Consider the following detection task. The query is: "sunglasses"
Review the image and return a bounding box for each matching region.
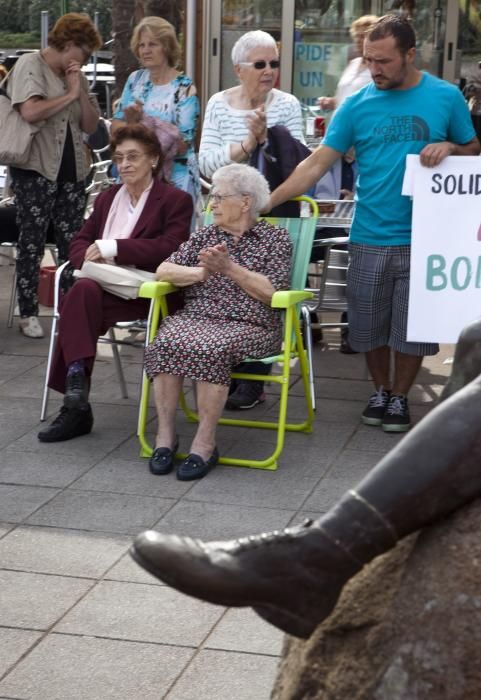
[240,60,280,70]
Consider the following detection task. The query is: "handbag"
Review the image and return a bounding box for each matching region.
[73,261,156,300]
[0,73,39,167]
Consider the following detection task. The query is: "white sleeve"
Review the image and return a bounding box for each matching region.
[198,95,234,178]
[96,239,118,259]
[282,95,305,143]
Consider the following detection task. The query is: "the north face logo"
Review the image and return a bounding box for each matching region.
[374,116,430,143]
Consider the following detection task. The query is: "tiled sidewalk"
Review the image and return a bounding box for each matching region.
[0,262,453,699]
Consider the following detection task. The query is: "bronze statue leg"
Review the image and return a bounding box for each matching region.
[131,323,481,638]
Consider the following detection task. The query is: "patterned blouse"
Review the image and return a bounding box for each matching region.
[114,70,200,203]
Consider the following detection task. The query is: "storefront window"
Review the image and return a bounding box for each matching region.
[220,1,282,90]
[292,1,375,106]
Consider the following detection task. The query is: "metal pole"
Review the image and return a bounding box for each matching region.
[41,11,49,49]
[185,0,196,80]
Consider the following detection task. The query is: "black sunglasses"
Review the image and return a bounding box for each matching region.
[240,60,280,70]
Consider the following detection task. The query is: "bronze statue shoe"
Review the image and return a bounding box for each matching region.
[130,519,362,638]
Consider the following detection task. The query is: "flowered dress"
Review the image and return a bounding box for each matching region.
[114,70,200,204]
[144,221,292,386]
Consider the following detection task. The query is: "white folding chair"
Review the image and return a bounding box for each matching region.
[40,261,147,421]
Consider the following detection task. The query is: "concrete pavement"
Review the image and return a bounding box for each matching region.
[0,260,454,699]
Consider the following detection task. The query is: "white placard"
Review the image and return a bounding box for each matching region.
[407,155,481,343]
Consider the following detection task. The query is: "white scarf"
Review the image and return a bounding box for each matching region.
[102,182,153,241]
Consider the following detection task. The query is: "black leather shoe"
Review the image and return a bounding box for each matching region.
[130,520,361,638]
[176,448,219,481]
[38,405,93,442]
[149,439,179,476]
[64,370,89,409]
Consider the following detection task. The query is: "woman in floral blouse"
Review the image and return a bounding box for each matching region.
[144,164,292,481]
[112,16,199,207]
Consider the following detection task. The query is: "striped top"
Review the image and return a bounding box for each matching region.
[199,88,304,178]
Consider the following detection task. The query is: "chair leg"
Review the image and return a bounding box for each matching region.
[7,268,16,328]
[108,327,128,399]
[40,313,59,421]
[301,304,316,411]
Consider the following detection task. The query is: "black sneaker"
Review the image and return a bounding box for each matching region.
[64,370,89,409]
[225,381,266,410]
[382,394,411,433]
[361,387,391,426]
[38,405,93,442]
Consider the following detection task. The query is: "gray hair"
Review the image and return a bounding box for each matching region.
[231,30,278,65]
[212,164,270,216]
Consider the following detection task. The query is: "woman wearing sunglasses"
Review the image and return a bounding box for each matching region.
[199,30,304,411]
[199,30,303,181]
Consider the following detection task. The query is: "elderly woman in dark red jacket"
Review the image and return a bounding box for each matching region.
[38,124,192,443]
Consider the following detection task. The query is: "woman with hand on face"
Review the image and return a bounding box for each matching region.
[199,30,304,179]
[38,124,192,444]
[111,16,200,208]
[7,13,102,339]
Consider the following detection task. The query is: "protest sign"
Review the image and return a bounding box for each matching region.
[406,155,481,343]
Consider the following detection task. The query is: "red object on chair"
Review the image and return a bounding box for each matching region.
[38,266,57,307]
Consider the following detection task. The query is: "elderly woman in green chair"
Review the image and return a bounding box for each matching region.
[144,164,292,481]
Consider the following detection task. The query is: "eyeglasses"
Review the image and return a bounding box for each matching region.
[112,151,147,165]
[239,60,280,70]
[209,192,242,204]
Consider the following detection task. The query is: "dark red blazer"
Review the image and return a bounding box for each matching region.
[69,179,193,272]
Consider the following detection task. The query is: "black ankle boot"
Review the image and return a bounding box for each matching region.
[64,370,89,409]
[130,516,368,638]
[38,405,93,442]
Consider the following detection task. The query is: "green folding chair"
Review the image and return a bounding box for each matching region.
[137,196,318,470]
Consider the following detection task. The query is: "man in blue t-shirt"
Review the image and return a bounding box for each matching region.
[270,14,480,432]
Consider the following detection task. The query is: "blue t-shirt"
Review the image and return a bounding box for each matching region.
[323,72,476,245]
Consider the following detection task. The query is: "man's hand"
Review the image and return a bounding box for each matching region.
[419,142,454,167]
[84,243,106,263]
[318,96,336,112]
[198,243,232,275]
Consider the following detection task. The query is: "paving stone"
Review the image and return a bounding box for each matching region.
[0,633,193,700]
[0,627,41,677]
[205,608,284,656]
[0,355,42,385]
[26,490,175,535]
[0,526,130,578]
[303,475,366,512]
[0,400,49,450]
[0,521,14,538]
[325,448,386,479]
[153,500,295,541]
[0,450,97,488]
[0,484,59,523]
[9,425,131,458]
[71,457,194,498]
[56,580,225,646]
[105,552,164,586]
[0,570,92,629]
[167,649,280,700]
[346,425,407,452]
[186,465,324,510]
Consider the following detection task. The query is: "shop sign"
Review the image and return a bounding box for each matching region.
[293,41,349,106]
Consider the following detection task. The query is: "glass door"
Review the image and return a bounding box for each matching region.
[203,0,284,101]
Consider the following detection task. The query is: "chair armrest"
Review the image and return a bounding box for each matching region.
[271,290,314,308]
[138,280,178,299]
